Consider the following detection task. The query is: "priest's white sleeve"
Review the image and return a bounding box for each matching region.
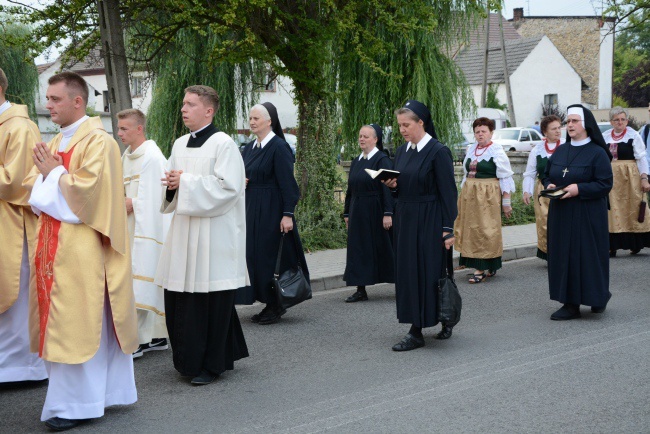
[176,138,245,218]
[631,131,649,175]
[28,166,82,224]
[161,151,178,214]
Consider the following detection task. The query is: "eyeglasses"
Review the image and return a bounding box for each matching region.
[566,119,582,124]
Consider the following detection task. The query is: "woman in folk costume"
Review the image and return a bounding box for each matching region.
[235,102,309,325]
[454,117,515,283]
[543,104,613,320]
[522,115,564,260]
[382,100,458,351]
[342,124,395,303]
[602,106,650,257]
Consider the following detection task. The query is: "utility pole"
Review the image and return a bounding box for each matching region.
[480,7,490,107]
[97,0,132,148]
[499,14,516,126]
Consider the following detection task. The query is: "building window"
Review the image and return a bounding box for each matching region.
[544,94,558,106]
[131,77,144,98]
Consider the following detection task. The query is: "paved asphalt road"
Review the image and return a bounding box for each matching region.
[2,254,649,433]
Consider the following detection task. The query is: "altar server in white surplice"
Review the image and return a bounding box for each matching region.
[154,85,249,386]
[118,109,171,359]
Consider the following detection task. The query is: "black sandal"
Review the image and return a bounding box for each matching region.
[487,270,497,277]
[468,272,487,284]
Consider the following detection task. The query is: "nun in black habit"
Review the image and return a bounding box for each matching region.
[342,124,395,302]
[235,102,309,325]
[542,104,613,320]
[383,100,458,351]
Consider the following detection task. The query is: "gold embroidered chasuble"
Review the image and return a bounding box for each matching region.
[23,117,138,363]
[0,104,40,313]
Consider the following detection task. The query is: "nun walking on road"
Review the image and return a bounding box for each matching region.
[382,100,458,351]
[235,102,309,325]
[342,124,395,302]
[543,104,613,320]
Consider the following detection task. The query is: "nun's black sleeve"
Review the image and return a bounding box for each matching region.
[434,146,459,232]
[578,147,613,200]
[273,139,301,216]
[377,155,395,216]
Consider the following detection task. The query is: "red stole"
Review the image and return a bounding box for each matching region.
[34,146,76,355]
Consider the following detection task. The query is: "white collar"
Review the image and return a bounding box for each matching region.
[61,115,89,138]
[570,136,590,146]
[190,123,212,138]
[0,100,11,116]
[254,130,276,149]
[406,133,432,152]
[359,146,379,160]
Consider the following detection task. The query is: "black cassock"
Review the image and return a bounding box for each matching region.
[392,140,458,328]
[543,142,613,307]
[235,135,309,305]
[343,151,395,286]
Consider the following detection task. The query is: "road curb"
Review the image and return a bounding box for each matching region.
[309,243,539,292]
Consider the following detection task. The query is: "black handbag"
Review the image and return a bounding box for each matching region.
[272,232,312,309]
[438,247,462,326]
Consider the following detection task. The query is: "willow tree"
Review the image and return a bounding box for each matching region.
[0,23,39,119]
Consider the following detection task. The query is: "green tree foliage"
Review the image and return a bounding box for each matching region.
[0,23,39,119]
[2,0,495,250]
[611,3,649,106]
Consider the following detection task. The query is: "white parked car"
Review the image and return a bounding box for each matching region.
[492,127,543,152]
[284,133,297,155]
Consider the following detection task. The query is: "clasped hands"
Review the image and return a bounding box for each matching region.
[32,142,62,178]
[162,170,183,190]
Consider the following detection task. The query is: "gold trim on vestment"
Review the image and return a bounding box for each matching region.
[533,180,550,254]
[454,178,503,258]
[123,174,140,183]
[135,303,165,317]
[608,160,650,233]
[133,274,155,282]
[134,235,164,245]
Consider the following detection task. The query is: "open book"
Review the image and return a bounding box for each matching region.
[365,168,400,182]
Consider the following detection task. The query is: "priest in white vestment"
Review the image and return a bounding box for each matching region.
[24,72,138,431]
[0,67,48,383]
[155,85,249,385]
[118,109,170,358]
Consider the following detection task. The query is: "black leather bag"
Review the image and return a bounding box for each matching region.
[272,232,312,309]
[438,247,462,326]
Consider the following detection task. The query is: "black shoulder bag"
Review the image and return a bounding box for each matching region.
[438,246,462,326]
[272,232,312,309]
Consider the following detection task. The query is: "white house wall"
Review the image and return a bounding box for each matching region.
[236,75,298,130]
[510,36,581,127]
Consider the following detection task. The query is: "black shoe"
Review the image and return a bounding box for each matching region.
[146,338,169,352]
[251,305,272,323]
[435,324,453,340]
[258,306,287,325]
[191,370,219,385]
[391,333,425,351]
[591,306,606,313]
[609,250,617,257]
[550,304,581,321]
[630,248,641,255]
[44,417,85,431]
[345,291,368,303]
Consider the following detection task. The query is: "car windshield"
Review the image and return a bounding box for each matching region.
[598,124,611,133]
[492,130,519,140]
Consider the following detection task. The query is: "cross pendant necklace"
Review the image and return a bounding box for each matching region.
[562,167,569,177]
[563,144,587,179]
